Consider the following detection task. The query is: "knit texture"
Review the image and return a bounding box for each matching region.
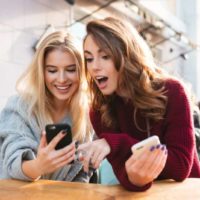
[90,78,200,191]
[0,95,91,182]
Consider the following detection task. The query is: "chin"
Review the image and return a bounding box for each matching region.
[101,90,114,96]
[54,94,71,101]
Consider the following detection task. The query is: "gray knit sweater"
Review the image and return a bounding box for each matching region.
[0,95,91,182]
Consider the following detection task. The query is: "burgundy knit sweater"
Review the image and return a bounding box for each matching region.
[90,79,200,191]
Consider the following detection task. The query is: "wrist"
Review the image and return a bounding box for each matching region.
[22,159,42,180]
[101,138,111,153]
[33,158,43,178]
[128,174,149,187]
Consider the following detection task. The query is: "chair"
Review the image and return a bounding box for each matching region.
[98,159,119,185]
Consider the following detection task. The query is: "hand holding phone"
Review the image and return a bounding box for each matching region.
[131,136,160,157]
[45,123,72,150]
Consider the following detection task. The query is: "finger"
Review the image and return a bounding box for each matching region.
[77,142,90,151]
[54,148,76,165]
[126,154,136,167]
[82,150,93,173]
[150,147,168,179]
[47,131,66,150]
[39,131,47,149]
[131,146,155,172]
[152,155,167,179]
[56,154,75,169]
[90,148,100,165]
[91,146,107,167]
[93,152,105,169]
[139,145,161,172]
[141,145,166,181]
[76,148,87,161]
[56,142,76,157]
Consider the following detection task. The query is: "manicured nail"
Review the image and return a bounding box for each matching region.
[161,145,166,151]
[150,146,155,152]
[156,144,161,149]
[62,130,67,134]
[75,141,79,149]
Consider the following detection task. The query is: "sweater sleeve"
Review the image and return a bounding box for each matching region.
[158,79,195,181]
[89,110,152,191]
[0,96,38,181]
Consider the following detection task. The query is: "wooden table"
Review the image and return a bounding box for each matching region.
[0,178,199,200]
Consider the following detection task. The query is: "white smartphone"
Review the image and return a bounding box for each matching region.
[131,136,160,157]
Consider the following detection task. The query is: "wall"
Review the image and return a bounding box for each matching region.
[0,0,199,110]
[177,0,200,100]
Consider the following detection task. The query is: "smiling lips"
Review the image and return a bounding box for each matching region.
[55,84,72,93]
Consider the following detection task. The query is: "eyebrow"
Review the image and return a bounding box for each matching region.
[45,64,76,68]
[84,50,92,55]
[84,49,104,55]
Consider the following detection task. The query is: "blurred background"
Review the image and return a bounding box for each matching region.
[0,0,199,108]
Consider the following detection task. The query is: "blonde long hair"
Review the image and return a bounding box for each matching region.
[84,17,168,129]
[16,31,93,142]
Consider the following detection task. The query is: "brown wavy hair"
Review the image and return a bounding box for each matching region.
[84,17,168,130]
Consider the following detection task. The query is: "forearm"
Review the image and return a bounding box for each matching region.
[100,133,138,161]
[22,159,42,180]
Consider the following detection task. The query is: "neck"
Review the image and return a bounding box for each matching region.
[116,89,130,99]
[51,99,69,123]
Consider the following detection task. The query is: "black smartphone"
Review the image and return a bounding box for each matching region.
[45,123,72,150]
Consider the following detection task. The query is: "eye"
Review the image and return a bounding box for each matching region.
[47,69,57,73]
[102,55,110,60]
[46,66,57,73]
[67,68,76,72]
[85,57,93,63]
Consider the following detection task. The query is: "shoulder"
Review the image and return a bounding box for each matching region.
[163,78,191,111]
[163,78,189,100]
[4,94,25,106]
[164,78,187,94]
[0,94,29,117]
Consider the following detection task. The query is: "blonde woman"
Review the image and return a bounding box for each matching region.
[0,31,93,182]
[79,17,200,191]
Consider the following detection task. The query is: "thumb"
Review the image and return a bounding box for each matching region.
[39,131,47,149]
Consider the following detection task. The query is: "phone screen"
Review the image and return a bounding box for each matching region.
[45,124,72,150]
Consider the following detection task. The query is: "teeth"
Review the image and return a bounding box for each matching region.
[96,76,105,80]
[56,85,70,90]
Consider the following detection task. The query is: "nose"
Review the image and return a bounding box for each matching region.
[90,58,102,72]
[57,71,67,83]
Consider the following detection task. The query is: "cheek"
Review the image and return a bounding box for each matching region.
[113,72,119,88]
[44,72,54,86]
[70,74,79,87]
[69,71,79,81]
[86,65,93,75]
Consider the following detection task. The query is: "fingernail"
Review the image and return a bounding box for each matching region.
[62,130,67,134]
[156,144,161,149]
[165,149,168,155]
[150,146,155,152]
[75,141,79,149]
[161,145,166,151]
